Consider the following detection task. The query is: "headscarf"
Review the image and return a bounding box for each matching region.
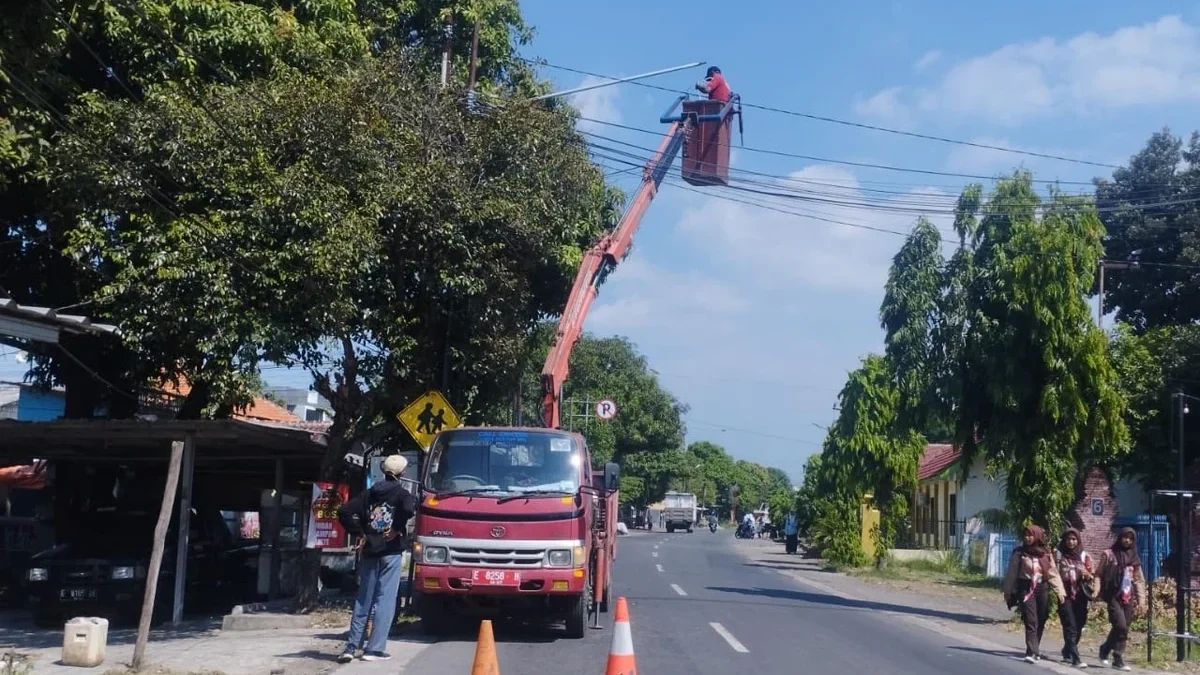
[1058,527,1084,563]
[1103,527,1142,598]
[1019,524,1053,572]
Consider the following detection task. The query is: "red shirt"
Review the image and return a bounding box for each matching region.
[705,74,731,102]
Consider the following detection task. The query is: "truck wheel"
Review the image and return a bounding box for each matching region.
[565,593,587,639]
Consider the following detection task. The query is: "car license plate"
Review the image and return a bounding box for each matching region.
[60,588,95,601]
[471,569,520,586]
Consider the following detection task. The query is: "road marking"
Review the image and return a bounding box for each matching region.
[709,622,749,653]
[655,564,664,572]
[670,583,687,596]
[652,552,658,557]
[653,544,659,549]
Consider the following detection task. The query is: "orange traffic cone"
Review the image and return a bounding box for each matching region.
[470,619,500,675]
[604,597,637,675]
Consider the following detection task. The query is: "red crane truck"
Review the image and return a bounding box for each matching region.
[411,91,741,638]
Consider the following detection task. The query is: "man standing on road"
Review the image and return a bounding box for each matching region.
[336,454,417,663]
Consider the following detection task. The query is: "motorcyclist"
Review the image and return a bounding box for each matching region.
[740,511,754,537]
[708,513,718,531]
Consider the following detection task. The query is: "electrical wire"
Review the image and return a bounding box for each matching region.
[520,57,1121,169]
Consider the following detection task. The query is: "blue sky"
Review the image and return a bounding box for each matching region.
[5,1,1200,483]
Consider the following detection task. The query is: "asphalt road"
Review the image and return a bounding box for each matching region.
[401,530,1050,674]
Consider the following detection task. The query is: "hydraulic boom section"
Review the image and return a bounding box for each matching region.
[539,90,742,429]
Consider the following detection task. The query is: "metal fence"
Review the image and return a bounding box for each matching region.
[896,518,968,551]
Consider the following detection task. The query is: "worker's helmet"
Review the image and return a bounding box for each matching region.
[706,66,721,77]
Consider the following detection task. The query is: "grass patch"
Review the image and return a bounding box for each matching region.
[848,551,999,591]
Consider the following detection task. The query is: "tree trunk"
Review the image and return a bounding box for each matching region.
[132,440,184,670]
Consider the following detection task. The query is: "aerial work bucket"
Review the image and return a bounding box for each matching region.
[681,98,734,187]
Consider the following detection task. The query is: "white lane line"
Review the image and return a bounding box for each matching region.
[670,583,688,596]
[653,544,659,549]
[655,564,664,572]
[709,622,749,653]
[652,551,658,557]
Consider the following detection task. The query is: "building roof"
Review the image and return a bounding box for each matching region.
[917,443,962,481]
[157,378,328,428]
[0,297,120,340]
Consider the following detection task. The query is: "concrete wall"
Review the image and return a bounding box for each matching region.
[957,455,1006,521]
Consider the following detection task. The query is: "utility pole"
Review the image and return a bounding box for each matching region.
[1097,260,1138,329]
[440,13,454,88]
[1176,391,1191,662]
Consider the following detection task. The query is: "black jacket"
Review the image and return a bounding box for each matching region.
[337,480,417,557]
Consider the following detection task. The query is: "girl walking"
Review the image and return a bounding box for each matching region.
[1003,525,1067,663]
[1097,527,1146,672]
[1055,528,1096,667]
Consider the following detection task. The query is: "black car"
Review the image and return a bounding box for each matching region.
[24,506,261,627]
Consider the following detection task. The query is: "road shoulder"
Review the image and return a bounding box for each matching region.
[732,539,1161,674]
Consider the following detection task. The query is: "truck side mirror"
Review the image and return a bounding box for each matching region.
[604,462,620,491]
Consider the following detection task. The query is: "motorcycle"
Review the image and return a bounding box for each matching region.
[709,521,717,533]
[734,522,754,539]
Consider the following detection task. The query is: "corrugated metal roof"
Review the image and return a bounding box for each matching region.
[0,297,119,336]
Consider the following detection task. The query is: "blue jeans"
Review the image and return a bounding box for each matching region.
[345,553,404,653]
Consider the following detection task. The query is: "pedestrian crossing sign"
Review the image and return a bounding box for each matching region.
[396,390,462,451]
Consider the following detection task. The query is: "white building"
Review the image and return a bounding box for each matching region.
[264,387,333,423]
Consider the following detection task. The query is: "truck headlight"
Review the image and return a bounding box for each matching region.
[423,546,448,564]
[111,566,136,580]
[547,550,572,567]
[27,568,48,582]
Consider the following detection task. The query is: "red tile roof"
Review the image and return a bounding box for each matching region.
[157,377,317,425]
[917,443,962,481]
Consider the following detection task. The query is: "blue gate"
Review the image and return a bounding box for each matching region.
[1113,515,1170,581]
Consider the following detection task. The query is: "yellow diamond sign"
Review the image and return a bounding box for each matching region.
[396,390,462,451]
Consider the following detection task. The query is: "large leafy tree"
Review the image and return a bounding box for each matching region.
[880,216,945,438]
[1097,129,1200,331]
[54,51,615,458]
[0,0,531,416]
[812,354,924,565]
[953,172,1128,528]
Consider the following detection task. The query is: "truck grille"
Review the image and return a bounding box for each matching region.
[448,545,545,568]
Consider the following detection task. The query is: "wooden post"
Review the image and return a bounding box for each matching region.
[132,439,185,670]
[171,433,195,625]
[269,458,284,600]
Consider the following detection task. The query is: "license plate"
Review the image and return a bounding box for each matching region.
[60,588,96,601]
[471,569,520,586]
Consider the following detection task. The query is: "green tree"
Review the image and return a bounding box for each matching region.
[0,0,532,417]
[880,216,945,437]
[821,354,924,565]
[52,50,616,460]
[1097,129,1200,331]
[793,453,823,537]
[953,172,1129,529]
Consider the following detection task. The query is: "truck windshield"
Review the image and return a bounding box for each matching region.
[425,429,582,496]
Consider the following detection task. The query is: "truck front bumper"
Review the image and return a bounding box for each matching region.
[415,564,587,595]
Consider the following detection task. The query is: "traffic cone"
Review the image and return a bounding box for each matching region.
[604,597,637,675]
[470,619,500,675]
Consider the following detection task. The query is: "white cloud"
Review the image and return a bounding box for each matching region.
[852,87,913,129]
[856,15,1200,126]
[914,50,942,71]
[570,75,622,133]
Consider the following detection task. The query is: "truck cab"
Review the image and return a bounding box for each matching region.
[412,427,618,638]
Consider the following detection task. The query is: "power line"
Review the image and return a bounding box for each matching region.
[520,57,1122,170]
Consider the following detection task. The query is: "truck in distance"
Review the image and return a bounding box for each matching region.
[662,491,697,533]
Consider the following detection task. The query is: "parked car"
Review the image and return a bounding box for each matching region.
[24,505,261,627]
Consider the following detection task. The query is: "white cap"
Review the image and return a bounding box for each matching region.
[382,454,408,477]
